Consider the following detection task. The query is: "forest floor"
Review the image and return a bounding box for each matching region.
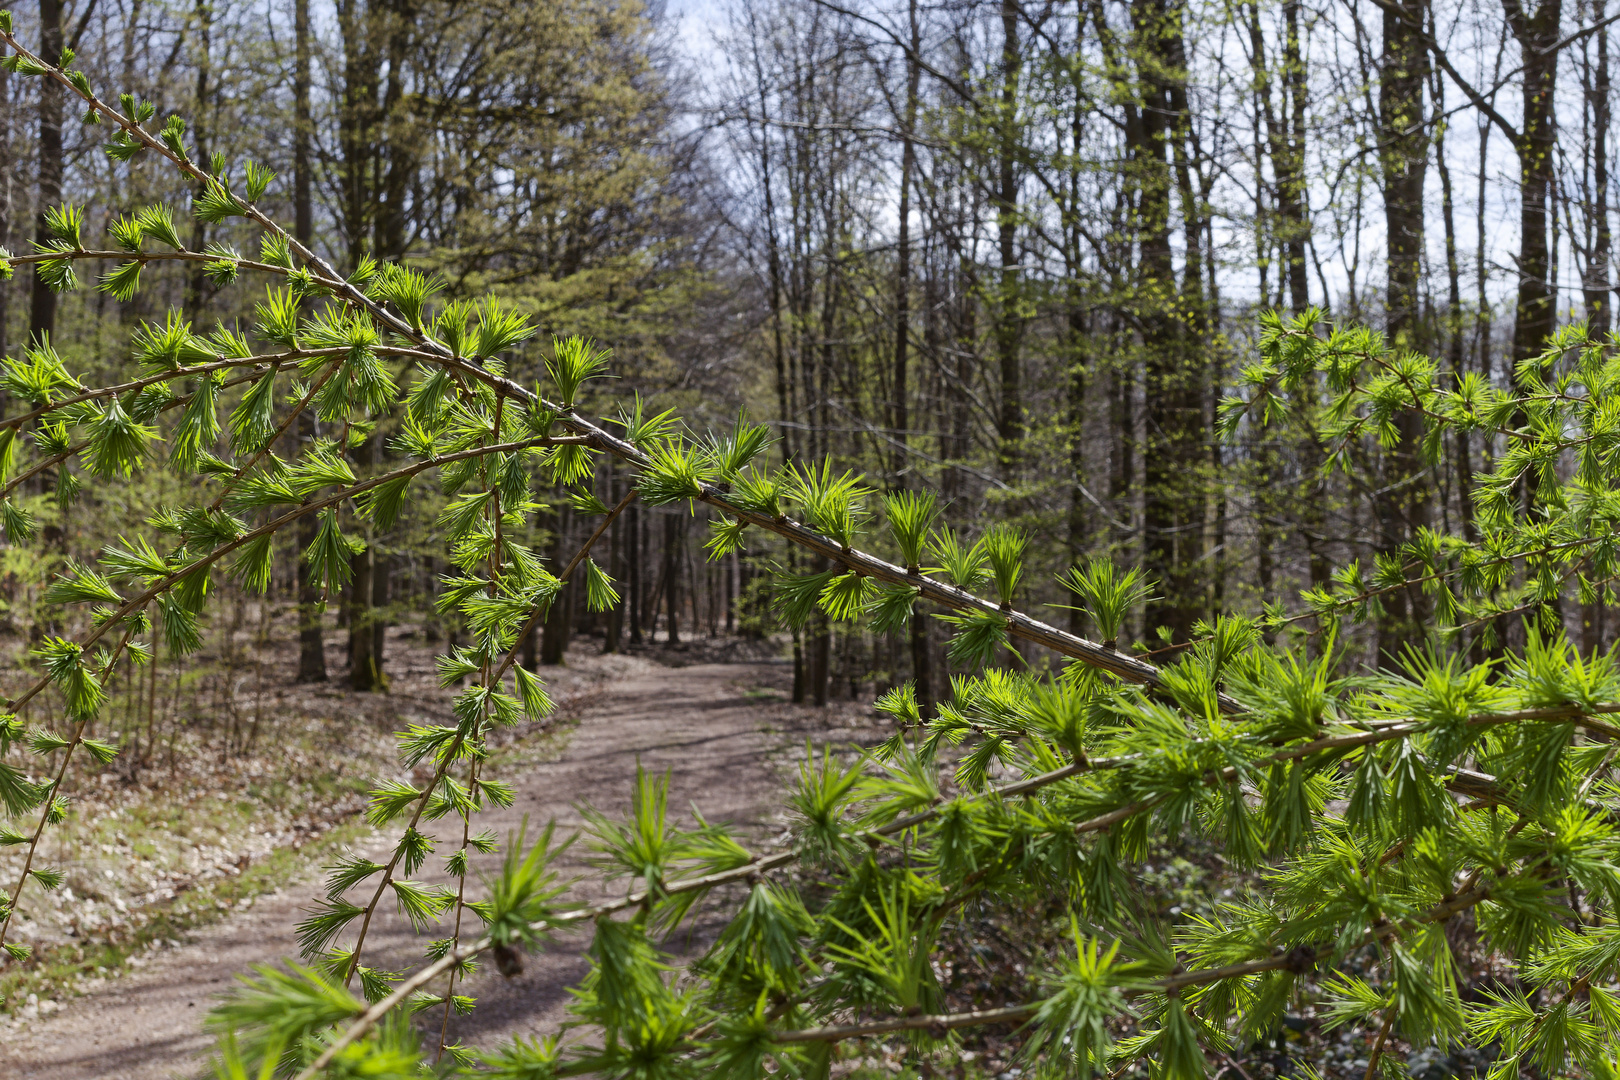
[0,632,882,1079]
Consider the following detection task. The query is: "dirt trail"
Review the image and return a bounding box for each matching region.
[0,652,851,1079]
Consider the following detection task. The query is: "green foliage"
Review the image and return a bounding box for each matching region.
[370,266,443,330]
[10,40,1620,1080]
[1058,558,1158,646]
[582,558,620,611]
[787,459,868,548]
[475,301,536,361]
[928,526,988,590]
[708,412,773,482]
[205,963,363,1070]
[980,523,1027,605]
[1025,930,1132,1079]
[475,819,570,949]
[883,489,939,569]
[638,438,713,505]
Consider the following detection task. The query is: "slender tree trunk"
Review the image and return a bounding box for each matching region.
[1434,74,1476,545]
[1374,0,1432,659]
[1380,0,1429,341]
[724,550,735,635]
[348,436,382,691]
[1132,0,1202,642]
[542,504,574,664]
[1249,0,1310,310]
[1504,0,1564,364]
[605,467,623,654]
[662,512,681,646]
[373,0,416,260]
[891,0,920,476]
[1066,305,1089,638]
[1584,1,1613,337]
[348,542,376,689]
[627,500,643,645]
[30,0,65,347]
[370,548,388,676]
[1582,1,1611,654]
[1281,0,1309,310]
[809,612,830,707]
[337,0,376,269]
[184,0,213,321]
[994,0,1023,476]
[293,0,326,683]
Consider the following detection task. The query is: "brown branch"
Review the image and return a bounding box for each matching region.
[7,247,312,278]
[0,351,297,433]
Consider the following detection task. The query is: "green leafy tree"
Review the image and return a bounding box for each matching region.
[6,23,1620,1080]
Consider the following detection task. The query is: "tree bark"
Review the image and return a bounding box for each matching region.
[1132,0,1203,643]
[662,512,680,646]
[994,0,1024,476]
[1504,0,1564,364]
[293,0,326,683]
[891,0,920,476]
[184,0,213,322]
[347,541,377,690]
[348,436,383,691]
[1373,0,1433,660]
[1584,1,1613,337]
[542,503,574,664]
[627,500,643,646]
[1380,0,1429,342]
[30,0,65,347]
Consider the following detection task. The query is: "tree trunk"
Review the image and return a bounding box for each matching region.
[348,542,377,690]
[724,551,735,635]
[662,512,681,646]
[809,614,830,707]
[627,500,643,645]
[1132,0,1203,643]
[370,548,389,678]
[994,0,1023,476]
[1504,0,1564,364]
[605,470,624,653]
[1374,0,1432,660]
[1584,1,1613,337]
[184,0,213,321]
[293,0,326,683]
[1380,0,1429,341]
[1582,1,1611,654]
[542,504,573,664]
[30,0,65,346]
[348,435,383,691]
[1281,0,1309,310]
[337,0,378,267]
[1434,73,1476,545]
[910,603,932,718]
[891,0,920,476]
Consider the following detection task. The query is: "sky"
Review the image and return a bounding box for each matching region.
[663,0,729,60]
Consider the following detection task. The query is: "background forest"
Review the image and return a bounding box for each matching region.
[0,0,1615,697]
[2,0,1620,1075]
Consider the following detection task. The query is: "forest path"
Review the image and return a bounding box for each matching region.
[0,650,853,1079]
